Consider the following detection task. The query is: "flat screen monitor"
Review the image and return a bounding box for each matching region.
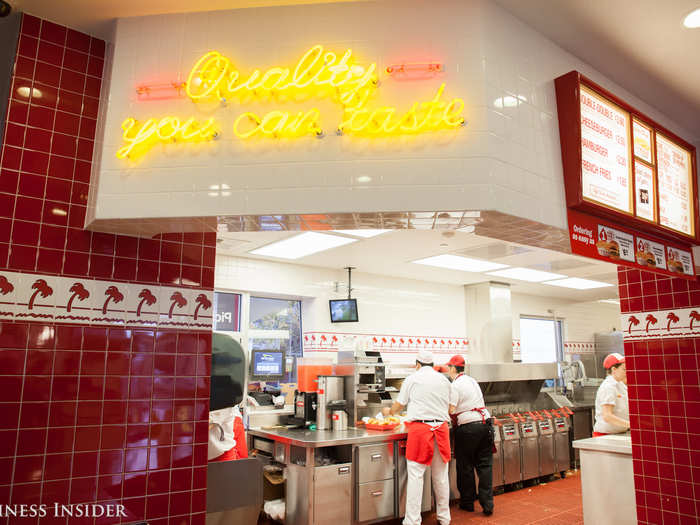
[250,350,285,380]
[329,298,359,323]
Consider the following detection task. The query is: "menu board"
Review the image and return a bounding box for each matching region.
[633,120,653,163]
[579,87,632,213]
[634,162,655,221]
[556,71,698,243]
[657,134,693,236]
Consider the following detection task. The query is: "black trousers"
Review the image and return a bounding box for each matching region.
[454,420,494,512]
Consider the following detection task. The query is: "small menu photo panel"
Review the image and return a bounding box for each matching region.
[579,86,633,214]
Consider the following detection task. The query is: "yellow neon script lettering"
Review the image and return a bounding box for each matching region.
[338,83,465,135]
[185,45,377,109]
[233,109,322,139]
[116,117,216,159]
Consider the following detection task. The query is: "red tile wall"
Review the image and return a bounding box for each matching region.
[1,14,214,525]
[618,266,700,525]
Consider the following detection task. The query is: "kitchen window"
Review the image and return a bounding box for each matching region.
[519,316,564,364]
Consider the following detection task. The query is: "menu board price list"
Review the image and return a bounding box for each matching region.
[559,72,698,242]
[579,87,632,214]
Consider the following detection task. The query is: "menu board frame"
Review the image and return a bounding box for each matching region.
[555,70,699,244]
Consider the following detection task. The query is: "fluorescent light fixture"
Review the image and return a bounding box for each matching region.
[493,95,526,109]
[332,229,391,238]
[544,277,613,290]
[356,175,372,183]
[683,8,700,27]
[249,232,357,259]
[598,299,620,305]
[412,254,508,273]
[486,267,567,282]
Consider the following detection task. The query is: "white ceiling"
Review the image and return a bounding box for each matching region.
[12,0,364,42]
[216,230,621,303]
[493,0,700,144]
[15,0,700,143]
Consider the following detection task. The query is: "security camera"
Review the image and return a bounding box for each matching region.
[0,1,11,17]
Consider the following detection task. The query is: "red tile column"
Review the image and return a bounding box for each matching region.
[0,14,213,525]
[618,266,700,525]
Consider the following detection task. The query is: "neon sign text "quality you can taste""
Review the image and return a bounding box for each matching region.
[116,45,466,159]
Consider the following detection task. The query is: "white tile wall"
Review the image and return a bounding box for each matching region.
[91,0,695,231]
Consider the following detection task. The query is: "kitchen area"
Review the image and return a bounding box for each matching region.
[207,228,625,524]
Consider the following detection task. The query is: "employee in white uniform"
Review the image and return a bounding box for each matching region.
[383,350,451,525]
[447,355,494,516]
[593,353,630,436]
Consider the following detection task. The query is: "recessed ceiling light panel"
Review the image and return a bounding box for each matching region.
[332,229,391,238]
[412,254,508,273]
[543,277,613,290]
[249,232,357,259]
[683,8,700,28]
[486,267,567,282]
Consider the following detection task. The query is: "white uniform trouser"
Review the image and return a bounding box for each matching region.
[403,439,450,525]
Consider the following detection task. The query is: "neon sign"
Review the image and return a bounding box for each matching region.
[338,84,463,135]
[185,45,377,110]
[233,109,323,139]
[117,45,466,159]
[116,117,217,159]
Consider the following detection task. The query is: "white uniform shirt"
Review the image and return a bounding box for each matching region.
[593,375,629,434]
[449,374,490,425]
[397,366,451,422]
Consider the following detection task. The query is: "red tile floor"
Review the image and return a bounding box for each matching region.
[259,471,583,525]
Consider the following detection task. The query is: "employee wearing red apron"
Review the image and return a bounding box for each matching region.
[447,355,494,516]
[208,405,248,461]
[383,350,451,525]
[593,353,629,436]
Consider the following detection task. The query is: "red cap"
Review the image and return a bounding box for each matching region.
[603,353,625,369]
[447,355,465,367]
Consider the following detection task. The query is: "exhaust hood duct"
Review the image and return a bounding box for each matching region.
[464,281,557,382]
[465,281,512,363]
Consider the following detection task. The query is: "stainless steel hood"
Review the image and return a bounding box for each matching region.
[467,362,558,382]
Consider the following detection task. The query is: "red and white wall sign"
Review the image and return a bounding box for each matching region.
[621,307,700,341]
[0,270,213,330]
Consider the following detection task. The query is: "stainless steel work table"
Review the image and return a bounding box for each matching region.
[249,426,408,448]
[249,425,428,525]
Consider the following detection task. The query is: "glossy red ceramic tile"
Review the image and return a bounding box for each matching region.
[617,267,700,525]
[1,14,212,525]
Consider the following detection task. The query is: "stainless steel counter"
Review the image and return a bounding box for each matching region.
[573,434,636,525]
[249,425,417,525]
[573,433,631,454]
[249,425,408,448]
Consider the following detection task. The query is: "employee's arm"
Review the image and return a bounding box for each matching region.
[382,401,405,416]
[601,404,630,429]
